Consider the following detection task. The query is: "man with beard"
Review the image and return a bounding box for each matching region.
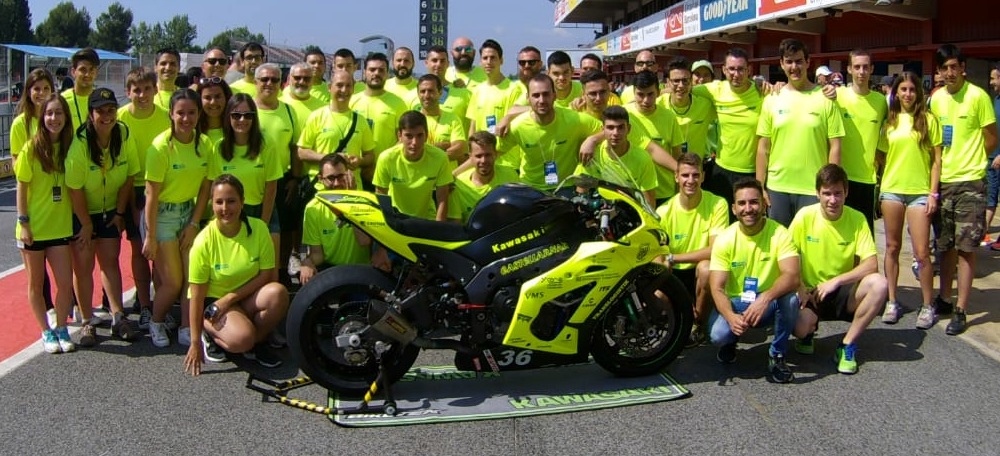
[756,38,844,227]
[709,177,800,384]
[153,48,180,110]
[281,62,325,127]
[417,74,468,164]
[305,47,331,103]
[333,48,367,94]
[350,52,409,186]
[447,131,518,223]
[494,46,545,138]
[231,42,266,97]
[446,36,488,88]
[423,44,472,133]
[385,47,418,102]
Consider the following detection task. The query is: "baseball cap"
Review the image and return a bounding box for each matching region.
[691,60,713,76]
[89,87,118,110]
[815,65,833,77]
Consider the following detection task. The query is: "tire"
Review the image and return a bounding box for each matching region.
[591,271,693,377]
[287,265,419,394]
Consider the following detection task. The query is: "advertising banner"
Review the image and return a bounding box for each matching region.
[699,0,756,31]
[665,2,685,39]
[759,0,809,16]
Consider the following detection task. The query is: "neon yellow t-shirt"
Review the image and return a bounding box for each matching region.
[9,114,37,158]
[930,81,997,183]
[204,127,224,146]
[445,66,488,89]
[499,107,602,190]
[709,218,799,298]
[152,89,175,112]
[302,198,371,266]
[574,141,658,193]
[693,81,762,173]
[257,101,299,173]
[446,167,520,222]
[555,80,583,109]
[878,112,942,195]
[65,133,141,213]
[208,140,283,206]
[657,93,718,159]
[229,79,257,97]
[350,91,408,158]
[757,87,845,194]
[281,93,326,128]
[310,82,332,104]
[372,144,454,219]
[61,88,91,133]
[425,110,468,162]
[117,105,171,186]
[297,108,375,182]
[626,105,685,199]
[188,217,274,299]
[411,85,474,134]
[384,77,417,103]
[15,144,72,242]
[145,131,211,203]
[836,87,887,185]
[789,204,878,288]
[655,190,729,270]
[466,78,516,134]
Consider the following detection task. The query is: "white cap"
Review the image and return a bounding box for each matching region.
[815,65,833,77]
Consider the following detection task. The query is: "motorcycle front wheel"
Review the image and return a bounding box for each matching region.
[591,271,693,377]
[287,265,419,394]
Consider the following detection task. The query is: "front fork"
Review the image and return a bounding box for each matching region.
[614,285,655,339]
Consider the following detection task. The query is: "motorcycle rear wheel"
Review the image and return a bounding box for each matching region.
[287,265,419,394]
[591,272,693,376]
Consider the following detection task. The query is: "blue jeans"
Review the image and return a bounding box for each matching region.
[709,293,799,356]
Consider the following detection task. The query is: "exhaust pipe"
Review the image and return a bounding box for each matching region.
[368,300,417,345]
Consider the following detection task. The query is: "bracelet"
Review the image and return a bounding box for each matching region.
[930,192,940,199]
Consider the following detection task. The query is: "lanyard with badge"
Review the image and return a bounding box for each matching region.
[543,140,559,186]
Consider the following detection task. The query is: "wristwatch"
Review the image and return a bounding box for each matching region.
[666,253,675,266]
[17,215,29,224]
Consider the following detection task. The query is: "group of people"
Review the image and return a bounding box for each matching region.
[10,35,996,383]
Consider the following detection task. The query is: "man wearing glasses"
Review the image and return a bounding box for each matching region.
[281,62,325,129]
[384,47,418,103]
[493,46,546,140]
[201,48,228,81]
[231,42,266,97]
[658,56,717,162]
[446,36,488,89]
[620,50,661,105]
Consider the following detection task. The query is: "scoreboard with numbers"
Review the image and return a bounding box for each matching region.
[418,0,448,60]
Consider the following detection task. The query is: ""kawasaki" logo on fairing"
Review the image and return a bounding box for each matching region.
[491,228,547,254]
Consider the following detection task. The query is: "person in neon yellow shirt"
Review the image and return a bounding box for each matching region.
[143,89,213,348]
[446,36,488,89]
[197,77,232,146]
[417,74,468,164]
[708,178,799,383]
[928,44,999,335]
[229,42,265,97]
[789,165,887,375]
[298,71,375,187]
[656,154,728,347]
[304,47,332,104]
[620,50,659,105]
[628,70,685,204]
[153,49,180,111]
[332,48,368,95]
[300,154,373,285]
[422,45,472,133]
[547,51,583,109]
[658,57,718,161]
[576,53,622,107]
[184,174,290,374]
[384,47,418,102]
[16,95,77,354]
[467,40,521,171]
[65,88,141,344]
[756,38,845,227]
[373,111,455,221]
[447,131,519,223]
[199,48,228,82]
[10,69,54,164]
[505,46,545,108]
[877,72,942,327]
[281,63,325,122]
[62,48,99,133]
[574,106,658,207]
[350,52,409,186]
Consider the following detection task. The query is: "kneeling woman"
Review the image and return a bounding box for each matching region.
[184,175,289,376]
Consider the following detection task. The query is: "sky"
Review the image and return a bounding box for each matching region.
[26,0,598,75]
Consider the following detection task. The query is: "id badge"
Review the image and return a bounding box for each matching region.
[740,277,758,304]
[52,186,62,202]
[680,142,689,154]
[942,125,953,147]
[439,86,449,104]
[544,160,559,186]
[486,115,497,134]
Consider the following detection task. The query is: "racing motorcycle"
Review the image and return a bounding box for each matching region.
[287,177,693,395]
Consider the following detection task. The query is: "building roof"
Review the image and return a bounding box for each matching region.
[1,44,133,61]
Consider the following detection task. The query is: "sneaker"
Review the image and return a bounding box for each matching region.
[149,322,170,348]
[981,234,992,246]
[686,324,706,348]
[77,324,97,347]
[46,309,58,330]
[42,329,60,354]
[716,342,737,364]
[768,353,794,383]
[111,314,136,341]
[945,310,967,336]
[55,326,75,353]
[244,343,283,368]
[138,307,152,330]
[835,344,858,374]
[794,334,815,355]
[288,253,303,277]
[73,307,103,327]
[991,240,1000,251]
[268,331,287,349]
[882,301,902,324]
[934,295,954,316]
[93,306,111,324]
[202,333,227,363]
[164,314,179,331]
[178,327,191,346]
[915,305,937,330]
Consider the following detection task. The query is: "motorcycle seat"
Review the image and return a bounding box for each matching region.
[377,194,468,242]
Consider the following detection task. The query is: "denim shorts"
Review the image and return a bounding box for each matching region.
[879,192,928,208]
[140,200,194,242]
[244,203,281,233]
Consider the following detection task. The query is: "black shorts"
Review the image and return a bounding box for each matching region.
[73,211,122,239]
[672,268,698,297]
[19,237,71,251]
[277,174,302,232]
[124,186,146,241]
[811,285,855,322]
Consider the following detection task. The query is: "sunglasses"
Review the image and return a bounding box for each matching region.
[199,77,223,85]
[257,77,280,84]
[518,59,540,67]
[204,58,227,66]
[291,75,311,81]
[229,111,256,121]
[453,46,474,54]
[635,60,657,67]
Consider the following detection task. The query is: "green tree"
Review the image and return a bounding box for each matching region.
[90,2,132,52]
[162,14,200,52]
[35,1,91,47]
[0,0,34,44]
[205,26,266,54]
[129,20,165,55]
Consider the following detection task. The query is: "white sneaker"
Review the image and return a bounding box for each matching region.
[149,322,171,347]
[288,254,303,277]
[164,314,178,331]
[882,301,902,324]
[138,307,152,330]
[46,309,58,330]
[178,327,191,346]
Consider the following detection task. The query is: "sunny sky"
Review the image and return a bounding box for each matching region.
[26,0,599,74]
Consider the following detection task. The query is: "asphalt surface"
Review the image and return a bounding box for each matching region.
[2,173,1000,454]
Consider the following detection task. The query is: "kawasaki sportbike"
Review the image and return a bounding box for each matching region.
[287,177,693,394]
